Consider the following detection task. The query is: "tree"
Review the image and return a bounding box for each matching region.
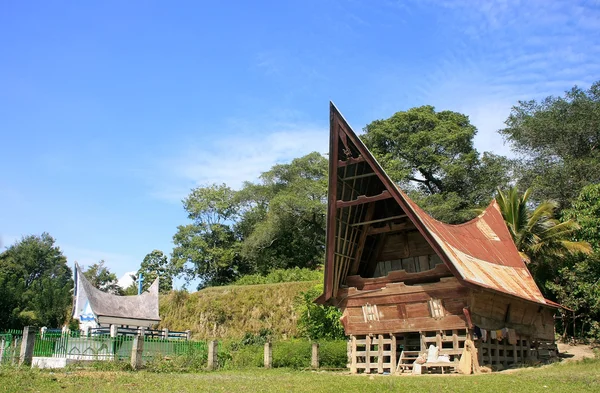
[171,184,247,287]
[171,153,329,288]
[362,105,512,223]
[547,184,600,340]
[500,81,600,208]
[496,187,591,285]
[238,152,328,273]
[0,233,73,328]
[138,250,173,293]
[82,260,123,295]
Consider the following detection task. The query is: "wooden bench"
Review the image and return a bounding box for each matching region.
[422,361,457,374]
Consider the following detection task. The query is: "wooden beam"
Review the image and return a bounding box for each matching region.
[336,190,392,208]
[367,222,415,235]
[351,214,407,227]
[349,203,375,276]
[324,107,340,300]
[338,156,365,167]
[340,172,377,182]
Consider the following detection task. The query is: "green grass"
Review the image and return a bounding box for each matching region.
[159,281,318,339]
[2,359,599,393]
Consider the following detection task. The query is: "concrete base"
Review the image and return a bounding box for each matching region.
[32,357,80,369]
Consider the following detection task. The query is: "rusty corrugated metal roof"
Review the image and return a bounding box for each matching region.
[401,193,548,305]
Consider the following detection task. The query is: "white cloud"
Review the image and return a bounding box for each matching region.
[118,271,136,290]
[152,122,328,202]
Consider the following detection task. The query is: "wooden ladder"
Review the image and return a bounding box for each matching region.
[395,350,420,373]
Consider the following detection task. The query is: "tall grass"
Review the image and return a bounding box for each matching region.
[159,281,318,339]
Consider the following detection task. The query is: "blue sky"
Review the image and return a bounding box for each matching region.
[1,1,599,287]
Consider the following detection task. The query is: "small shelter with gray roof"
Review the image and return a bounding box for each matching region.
[72,263,161,332]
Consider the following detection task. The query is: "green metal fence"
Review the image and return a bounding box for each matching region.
[0,333,21,364]
[29,332,207,362]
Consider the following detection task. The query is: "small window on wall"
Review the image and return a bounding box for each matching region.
[362,304,380,322]
[428,299,445,319]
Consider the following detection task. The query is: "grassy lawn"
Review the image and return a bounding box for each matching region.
[1,359,598,393]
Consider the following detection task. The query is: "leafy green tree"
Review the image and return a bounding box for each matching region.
[138,250,173,293]
[171,184,248,287]
[82,260,123,295]
[362,105,512,223]
[548,184,600,340]
[238,152,328,273]
[496,187,591,286]
[500,82,600,208]
[0,233,73,328]
[172,153,328,287]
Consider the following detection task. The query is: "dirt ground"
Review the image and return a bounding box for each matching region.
[557,343,597,361]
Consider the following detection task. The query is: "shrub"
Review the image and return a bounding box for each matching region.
[295,284,345,340]
[233,268,322,286]
[318,340,348,368]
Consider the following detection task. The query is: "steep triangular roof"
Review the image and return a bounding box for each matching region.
[73,263,161,323]
[323,103,553,307]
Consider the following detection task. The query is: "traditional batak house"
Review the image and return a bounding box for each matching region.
[72,263,161,333]
[317,104,559,373]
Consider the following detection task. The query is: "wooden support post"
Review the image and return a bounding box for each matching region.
[130,336,144,370]
[185,330,191,341]
[110,324,118,338]
[162,328,169,339]
[436,331,442,349]
[377,335,384,374]
[311,342,319,369]
[495,339,500,366]
[19,326,36,367]
[452,330,458,351]
[264,342,272,369]
[391,335,397,375]
[207,340,218,371]
[350,336,357,374]
[365,335,371,374]
[138,327,145,338]
[519,339,524,362]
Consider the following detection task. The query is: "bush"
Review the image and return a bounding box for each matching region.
[295,284,345,340]
[318,340,347,368]
[272,340,312,369]
[233,268,322,286]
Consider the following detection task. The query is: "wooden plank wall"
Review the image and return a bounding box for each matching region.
[469,290,556,342]
[339,277,469,335]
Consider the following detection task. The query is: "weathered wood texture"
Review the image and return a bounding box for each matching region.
[339,277,469,335]
[469,290,555,341]
[348,334,396,374]
[476,335,531,367]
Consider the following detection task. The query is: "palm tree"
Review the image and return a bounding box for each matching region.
[496,187,591,266]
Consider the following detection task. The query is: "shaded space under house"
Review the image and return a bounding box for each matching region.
[316,103,560,373]
[72,262,161,331]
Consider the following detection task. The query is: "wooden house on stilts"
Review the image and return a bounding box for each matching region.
[316,103,559,373]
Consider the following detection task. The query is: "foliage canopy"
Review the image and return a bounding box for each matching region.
[0,233,73,329]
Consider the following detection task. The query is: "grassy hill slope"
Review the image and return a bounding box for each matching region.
[158,281,319,339]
